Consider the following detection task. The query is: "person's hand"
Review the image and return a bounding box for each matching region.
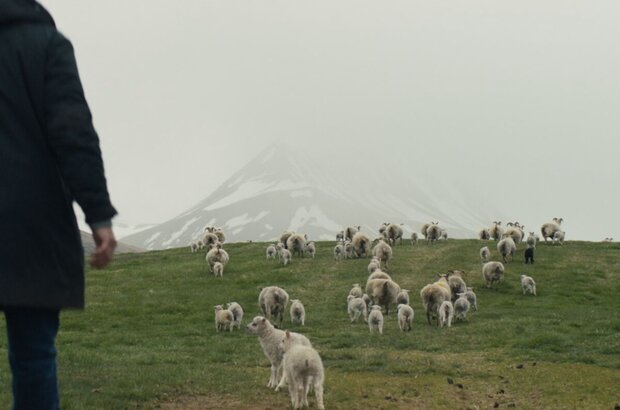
[90,226,117,269]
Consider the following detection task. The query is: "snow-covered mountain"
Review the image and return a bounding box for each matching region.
[121,144,502,250]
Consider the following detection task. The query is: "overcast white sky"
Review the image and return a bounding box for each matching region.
[40,1,619,240]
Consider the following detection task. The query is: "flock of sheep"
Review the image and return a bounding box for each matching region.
[189,217,567,409]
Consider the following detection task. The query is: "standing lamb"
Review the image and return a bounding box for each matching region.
[464,287,478,311]
[526,232,537,248]
[278,331,325,410]
[368,305,384,334]
[520,274,537,296]
[279,248,292,266]
[289,299,306,326]
[482,261,505,288]
[553,230,566,245]
[480,246,491,263]
[304,241,316,258]
[333,243,344,261]
[497,237,517,263]
[352,232,372,258]
[214,305,234,332]
[347,295,368,323]
[411,232,418,245]
[344,241,355,259]
[246,316,311,390]
[258,286,290,328]
[479,228,491,240]
[213,261,224,277]
[454,293,471,321]
[266,244,277,260]
[226,302,244,330]
[397,304,414,332]
[438,301,454,328]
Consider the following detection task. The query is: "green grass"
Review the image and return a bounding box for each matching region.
[1,239,619,409]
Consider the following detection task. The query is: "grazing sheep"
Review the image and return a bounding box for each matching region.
[352,232,372,258]
[479,228,491,240]
[258,286,290,328]
[526,232,537,248]
[553,230,565,245]
[411,232,418,245]
[480,246,491,263]
[372,238,393,268]
[524,246,535,264]
[447,270,467,302]
[280,231,294,249]
[438,301,454,328]
[396,289,410,306]
[344,241,355,259]
[426,222,442,243]
[367,270,392,282]
[368,305,384,334]
[278,331,325,410]
[287,233,306,258]
[206,244,230,272]
[266,244,277,260]
[246,317,311,390]
[365,278,401,315]
[541,218,563,243]
[482,261,505,288]
[490,221,504,241]
[454,293,471,321]
[344,226,360,241]
[347,295,368,323]
[464,287,478,311]
[289,299,306,326]
[304,241,316,258]
[367,257,381,274]
[497,237,517,263]
[214,305,234,332]
[420,274,452,326]
[333,243,344,261]
[336,231,344,241]
[213,261,224,277]
[349,283,363,299]
[226,302,244,330]
[397,304,414,332]
[521,274,537,296]
[420,223,431,239]
[279,248,292,266]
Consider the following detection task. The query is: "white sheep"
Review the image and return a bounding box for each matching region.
[279,248,292,266]
[344,225,360,241]
[258,286,290,328]
[464,287,478,311]
[189,242,199,253]
[454,293,470,321]
[333,243,344,261]
[304,241,316,258]
[520,274,537,296]
[226,302,244,329]
[490,221,504,241]
[541,218,563,243]
[280,231,294,249]
[397,304,414,332]
[367,257,381,274]
[382,223,404,246]
[526,232,537,249]
[246,316,311,390]
[289,299,306,326]
[420,223,431,239]
[371,238,393,268]
[365,278,401,315]
[426,222,442,243]
[447,270,467,302]
[479,228,491,240]
[368,305,384,334]
[344,241,355,259]
[440,229,448,240]
[480,246,491,263]
[277,331,325,410]
[497,237,517,263]
[214,305,234,332]
[205,244,230,272]
[202,232,219,248]
[553,230,565,245]
[367,270,392,282]
[213,261,224,277]
[286,233,306,258]
[503,227,524,244]
[420,274,452,326]
[438,301,454,328]
[213,228,226,244]
[349,283,363,299]
[482,261,505,288]
[396,289,410,305]
[347,295,368,323]
[411,232,418,245]
[352,232,371,258]
[266,244,277,260]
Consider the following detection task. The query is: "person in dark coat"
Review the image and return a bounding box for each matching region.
[0,0,118,407]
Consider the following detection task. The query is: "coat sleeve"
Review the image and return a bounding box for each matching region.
[43,31,117,225]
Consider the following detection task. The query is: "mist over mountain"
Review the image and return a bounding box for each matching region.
[121,144,503,250]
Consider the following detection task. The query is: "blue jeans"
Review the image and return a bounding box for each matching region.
[3,307,60,410]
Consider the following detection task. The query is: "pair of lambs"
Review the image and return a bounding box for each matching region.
[214,302,243,332]
[367,304,413,334]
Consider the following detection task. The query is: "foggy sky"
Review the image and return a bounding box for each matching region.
[40,1,620,240]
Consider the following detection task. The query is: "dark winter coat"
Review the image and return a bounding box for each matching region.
[0,0,117,309]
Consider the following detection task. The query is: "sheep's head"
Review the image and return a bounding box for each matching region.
[214,305,223,312]
[371,305,382,311]
[280,330,298,352]
[246,316,270,335]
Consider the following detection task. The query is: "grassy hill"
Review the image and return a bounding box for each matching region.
[1,239,619,409]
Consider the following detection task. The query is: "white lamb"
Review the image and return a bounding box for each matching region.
[480,246,491,263]
[347,295,368,323]
[520,274,537,296]
[278,331,325,410]
[290,299,306,326]
[438,301,454,328]
[280,248,292,266]
[304,241,316,258]
[213,261,224,277]
[464,287,478,311]
[397,304,414,332]
[411,232,418,245]
[226,302,244,330]
[368,305,384,334]
[214,305,234,332]
[454,293,471,321]
[246,316,311,390]
[553,230,565,245]
[266,244,277,260]
[333,243,344,261]
[396,289,410,305]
